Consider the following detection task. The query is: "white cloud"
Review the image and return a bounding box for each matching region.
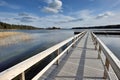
[57,18,84,23]
[0,10,120,28]
[70,10,94,19]
[18,12,29,16]
[42,0,62,13]
[14,17,37,23]
[0,0,20,9]
[43,7,59,13]
[0,12,40,26]
[41,14,74,22]
[17,13,40,23]
[56,10,93,24]
[96,12,114,19]
[56,11,120,27]
[44,0,53,3]
[66,11,119,27]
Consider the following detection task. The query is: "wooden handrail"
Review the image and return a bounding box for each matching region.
[91,32,120,79]
[0,31,86,80]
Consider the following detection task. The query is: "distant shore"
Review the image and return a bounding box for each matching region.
[0,21,61,30]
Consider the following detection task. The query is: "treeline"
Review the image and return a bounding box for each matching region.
[72,24,120,29]
[0,22,41,29]
[46,26,61,30]
[0,22,61,30]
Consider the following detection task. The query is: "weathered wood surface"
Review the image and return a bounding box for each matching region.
[39,32,105,80]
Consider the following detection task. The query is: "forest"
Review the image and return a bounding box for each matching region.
[72,24,120,29]
[0,22,40,29]
[0,22,61,30]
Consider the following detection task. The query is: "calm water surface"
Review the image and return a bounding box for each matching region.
[98,35,120,60]
[0,30,74,72]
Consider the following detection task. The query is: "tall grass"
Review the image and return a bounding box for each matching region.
[0,32,32,46]
[0,32,21,38]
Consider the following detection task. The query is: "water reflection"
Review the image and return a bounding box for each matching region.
[98,35,120,60]
[0,30,74,72]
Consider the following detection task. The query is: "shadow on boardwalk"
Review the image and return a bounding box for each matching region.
[40,33,104,80]
[75,33,88,80]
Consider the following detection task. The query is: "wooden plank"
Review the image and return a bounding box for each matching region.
[41,32,104,80]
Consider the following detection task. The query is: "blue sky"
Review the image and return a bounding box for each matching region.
[0,0,120,28]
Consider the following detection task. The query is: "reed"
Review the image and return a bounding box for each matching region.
[0,32,22,38]
[0,32,32,46]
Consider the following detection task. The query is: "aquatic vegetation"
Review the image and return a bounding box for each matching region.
[0,32,21,38]
[0,32,32,46]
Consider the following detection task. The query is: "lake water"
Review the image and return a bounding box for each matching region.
[0,30,74,72]
[97,35,120,60]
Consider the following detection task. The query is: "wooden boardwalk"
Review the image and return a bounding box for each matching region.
[40,32,105,80]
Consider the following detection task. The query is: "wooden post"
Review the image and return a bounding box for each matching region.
[91,35,94,41]
[19,72,25,80]
[67,43,69,54]
[95,41,97,50]
[77,36,78,39]
[98,45,101,59]
[93,37,95,42]
[103,58,110,79]
[67,49,69,54]
[72,39,74,48]
[56,49,60,65]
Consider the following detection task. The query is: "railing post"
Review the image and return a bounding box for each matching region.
[66,43,69,54]
[92,36,94,41]
[19,72,25,80]
[98,45,101,59]
[67,49,69,54]
[103,58,110,79]
[95,41,97,50]
[72,38,75,48]
[56,49,60,65]
[93,37,96,45]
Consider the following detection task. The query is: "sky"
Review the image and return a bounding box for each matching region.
[0,0,120,28]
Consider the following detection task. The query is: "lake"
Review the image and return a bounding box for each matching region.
[0,30,74,72]
[98,35,120,60]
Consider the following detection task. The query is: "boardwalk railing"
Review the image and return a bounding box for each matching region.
[91,32,120,80]
[0,31,86,80]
